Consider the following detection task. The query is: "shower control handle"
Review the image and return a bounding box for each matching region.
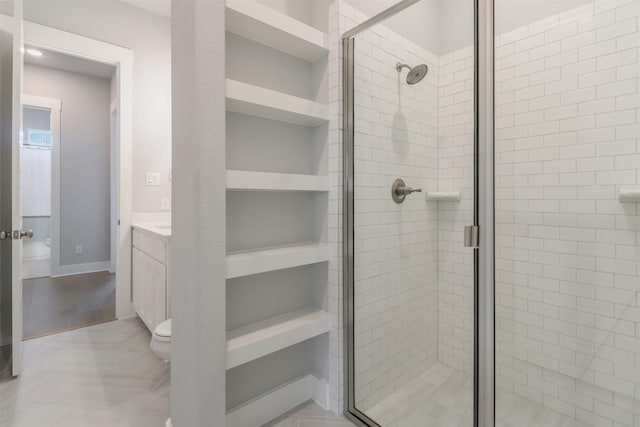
[397,186,422,196]
[392,178,422,204]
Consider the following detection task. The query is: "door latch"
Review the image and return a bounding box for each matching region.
[0,229,34,240]
[464,225,479,248]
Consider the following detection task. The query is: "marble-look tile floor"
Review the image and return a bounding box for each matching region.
[364,362,590,427]
[265,401,355,427]
[0,318,170,427]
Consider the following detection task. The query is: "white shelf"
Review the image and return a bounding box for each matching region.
[227,170,329,192]
[226,242,329,279]
[226,374,329,426]
[225,0,328,62]
[425,191,462,202]
[619,188,640,202]
[227,307,330,370]
[226,79,329,126]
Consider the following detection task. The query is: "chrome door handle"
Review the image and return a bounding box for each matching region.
[392,178,422,204]
[0,229,34,240]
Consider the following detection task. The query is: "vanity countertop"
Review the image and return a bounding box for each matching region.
[132,222,171,239]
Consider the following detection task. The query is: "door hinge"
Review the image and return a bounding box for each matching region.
[464,225,479,248]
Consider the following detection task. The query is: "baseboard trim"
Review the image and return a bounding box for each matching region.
[226,373,329,427]
[51,261,111,278]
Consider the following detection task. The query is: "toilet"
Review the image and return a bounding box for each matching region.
[151,319,172,362]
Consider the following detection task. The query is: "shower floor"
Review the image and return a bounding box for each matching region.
[364,363,590,427]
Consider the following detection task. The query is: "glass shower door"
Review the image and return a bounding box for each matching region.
[494,1,640,426]
[343,0,477,425]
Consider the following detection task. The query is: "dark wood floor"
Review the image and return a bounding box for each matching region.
[22,271,116,340]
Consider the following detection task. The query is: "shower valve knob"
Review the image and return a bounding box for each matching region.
[391,178,422,204]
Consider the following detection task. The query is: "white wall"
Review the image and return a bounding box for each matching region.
[495,0,594,35]
[494,1,640,425]
[23,0,172,214]
[344,0,474,55]
[170,0,227,425]
[24,64,111,266]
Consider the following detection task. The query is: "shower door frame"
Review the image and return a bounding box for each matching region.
[342,0,496,425]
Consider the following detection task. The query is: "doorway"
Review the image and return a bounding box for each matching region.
[21,48,117,339]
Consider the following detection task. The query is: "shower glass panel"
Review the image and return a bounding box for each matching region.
[494,1,640,426]
[344,0,477,425]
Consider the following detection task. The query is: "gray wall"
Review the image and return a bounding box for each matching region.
[23,64,111,266]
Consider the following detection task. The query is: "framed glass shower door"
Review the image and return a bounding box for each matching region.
[342,0,480,425]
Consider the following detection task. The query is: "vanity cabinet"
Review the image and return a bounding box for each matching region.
[132,227,170,332]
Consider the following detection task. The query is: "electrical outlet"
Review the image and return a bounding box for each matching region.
[145,172,161,186]
[75,245,83,255]
[161,197,170,211]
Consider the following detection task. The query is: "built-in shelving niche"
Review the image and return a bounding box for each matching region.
[224,0,331,423]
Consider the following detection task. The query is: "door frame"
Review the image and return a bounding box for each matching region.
[21,20,134,320]
[477,0,495,426]
[21,95,61,280]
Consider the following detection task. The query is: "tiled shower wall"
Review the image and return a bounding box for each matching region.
[350,15,441,411]
[436,46,476,375]
[494,1,640,425]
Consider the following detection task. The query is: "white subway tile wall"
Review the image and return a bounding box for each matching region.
[437,46,476,375]
[332,0,477,415]
[351,18,441,411]
[495,1,640,426]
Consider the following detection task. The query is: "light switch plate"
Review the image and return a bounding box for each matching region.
[75,244,83,255]
[161,197,170,211]
[146,172,161,186]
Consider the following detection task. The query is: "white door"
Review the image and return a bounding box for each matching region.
[0,0,24,376]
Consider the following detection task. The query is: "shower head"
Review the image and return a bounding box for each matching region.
[396,62,428,85]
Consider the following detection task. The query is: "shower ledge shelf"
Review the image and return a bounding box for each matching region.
[226,79,330,126]
[226,0,328,62]
[425,191,461,202]
[227,170,329,192]
[226,242,329,279]
[619,188,640,201]
[226,307,330,369]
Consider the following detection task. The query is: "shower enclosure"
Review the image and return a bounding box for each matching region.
[343,0,640,426]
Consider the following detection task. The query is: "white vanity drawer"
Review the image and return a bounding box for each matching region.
[133,229,167,263]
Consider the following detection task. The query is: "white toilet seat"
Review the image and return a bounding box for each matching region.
[151,319,172,362]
